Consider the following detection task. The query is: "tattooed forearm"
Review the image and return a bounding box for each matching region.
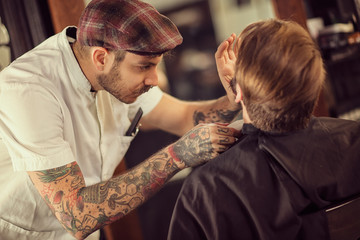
[193,108,240,125]
[77,152,181,228]
[29,150,184,239]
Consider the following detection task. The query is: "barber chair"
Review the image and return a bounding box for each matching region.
[326,194,360,240]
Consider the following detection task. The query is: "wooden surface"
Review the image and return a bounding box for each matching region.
[271,0,308,29]
[47,0,85,33]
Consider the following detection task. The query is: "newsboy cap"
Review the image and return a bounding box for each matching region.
[77,0,183,53]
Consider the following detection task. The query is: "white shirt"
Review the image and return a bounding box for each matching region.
[0,27,163,240]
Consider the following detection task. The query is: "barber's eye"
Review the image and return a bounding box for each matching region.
[139,65,150,70]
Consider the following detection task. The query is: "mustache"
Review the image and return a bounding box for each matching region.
[137,85,153,95]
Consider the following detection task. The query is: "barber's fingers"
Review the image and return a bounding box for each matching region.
[204,124,240,153]
[215,34,237,61]
[208,123,242,138]
[215,38,229,59]
[226,34,237,60]
[234,36,241,58]
[213,136,238,152]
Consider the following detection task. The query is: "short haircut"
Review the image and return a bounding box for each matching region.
[236,19,326,132]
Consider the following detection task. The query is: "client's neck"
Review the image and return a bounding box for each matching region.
[241,102,252,124]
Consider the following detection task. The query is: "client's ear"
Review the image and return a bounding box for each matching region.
[234,83,242,103]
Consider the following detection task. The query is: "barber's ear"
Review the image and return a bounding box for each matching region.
[92,47,109,71]
[234,83,242,103]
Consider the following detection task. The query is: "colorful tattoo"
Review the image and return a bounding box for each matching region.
[172,126,214,167]
[37,165,73,183]
[30,152,182,239]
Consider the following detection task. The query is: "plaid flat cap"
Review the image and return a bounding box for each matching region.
[77,0,183,53]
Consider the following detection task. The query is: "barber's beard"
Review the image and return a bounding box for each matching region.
[135,85,152,95]
[97,70,150,104]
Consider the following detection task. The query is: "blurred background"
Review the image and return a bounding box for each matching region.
[1,0,360,239]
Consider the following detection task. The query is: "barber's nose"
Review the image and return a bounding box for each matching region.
[145,70,159,86]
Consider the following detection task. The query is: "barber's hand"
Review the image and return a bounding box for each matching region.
[215,34,239,103]
[169,123,240,168]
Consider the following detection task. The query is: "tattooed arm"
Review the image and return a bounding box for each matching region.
[27,123,239,240]
[141,93,241,136]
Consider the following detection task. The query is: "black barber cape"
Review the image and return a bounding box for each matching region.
[168,117,360,240]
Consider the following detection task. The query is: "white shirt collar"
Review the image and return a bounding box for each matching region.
[59,26,93,95]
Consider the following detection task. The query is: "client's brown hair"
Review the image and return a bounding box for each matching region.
[236,19,326,132]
